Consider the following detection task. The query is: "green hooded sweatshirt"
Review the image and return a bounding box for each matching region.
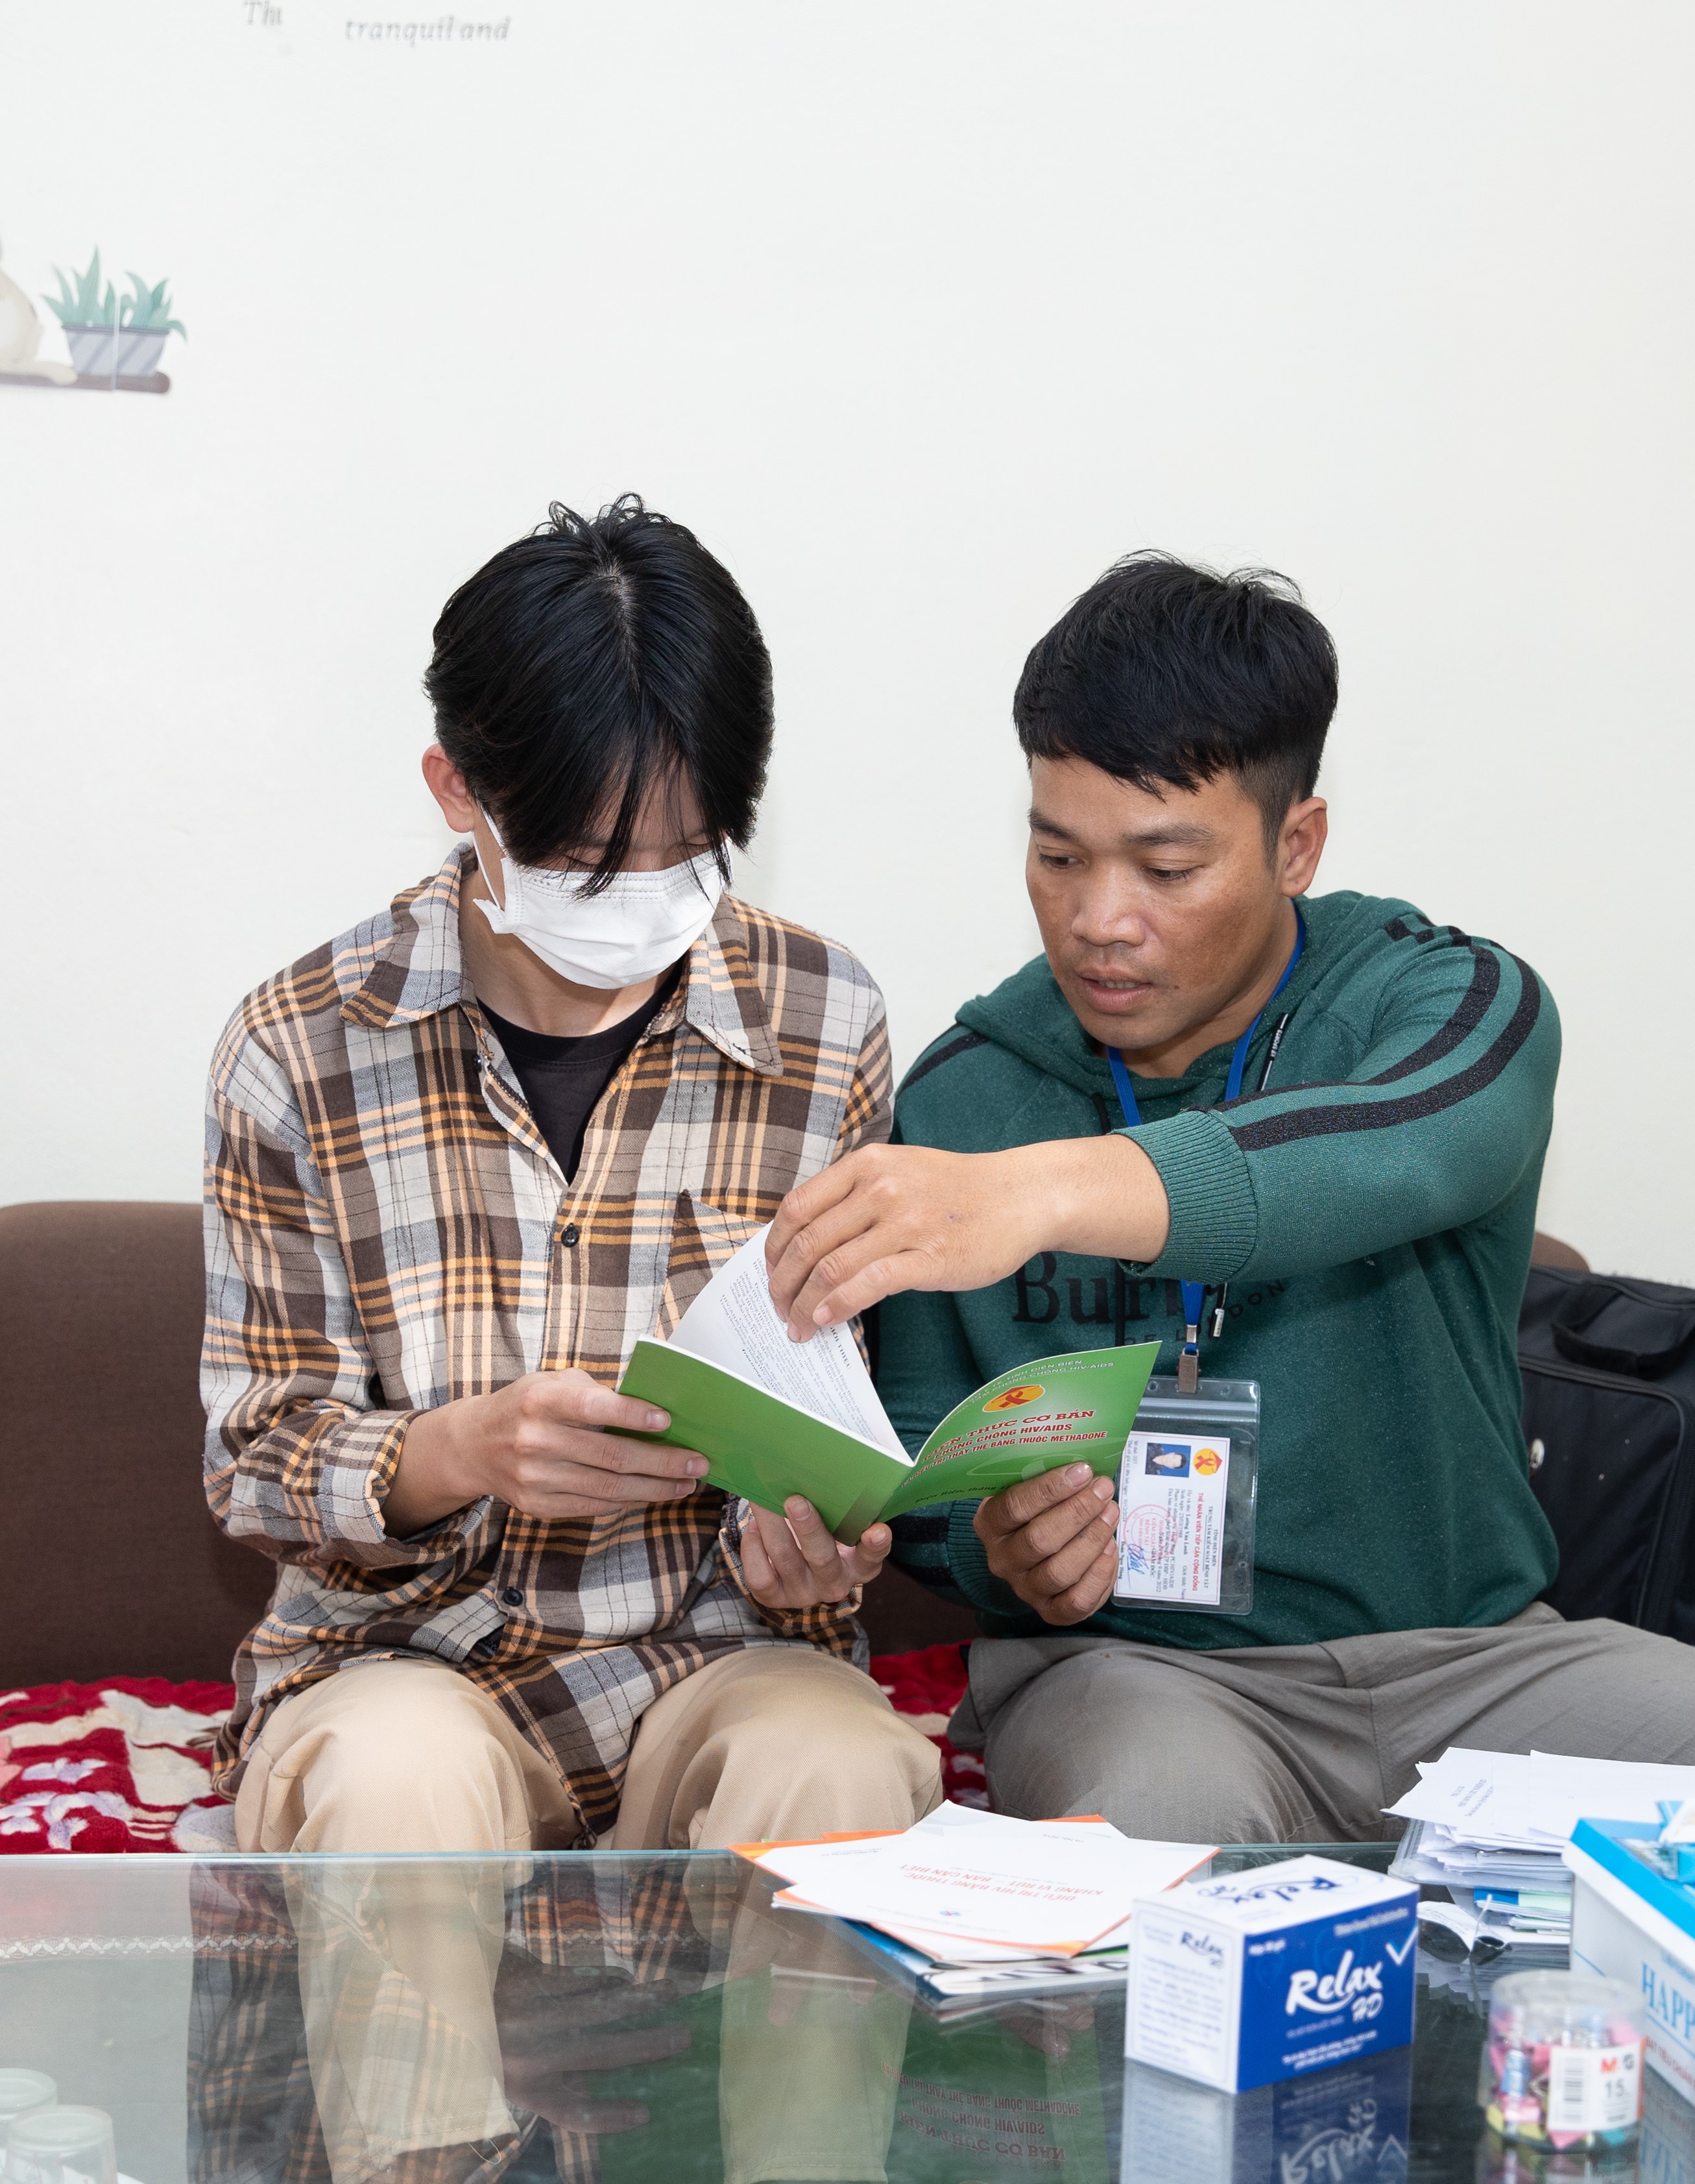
[878,890,1561,1649]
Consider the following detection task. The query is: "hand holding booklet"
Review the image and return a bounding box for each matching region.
[615,1226,1159,1542]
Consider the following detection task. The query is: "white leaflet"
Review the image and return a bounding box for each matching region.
[756,1802,1213,1956]
[669,1225,908,1458]
[1385,1747,1695,1849]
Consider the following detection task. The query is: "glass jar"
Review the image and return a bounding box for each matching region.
[1482,1972,1644,2152]
[0,2080,55,2155]
[3,2105,117,2184]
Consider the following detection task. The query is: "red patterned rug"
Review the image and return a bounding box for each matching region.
[0,1678,234,1854]
[870,1643,982,1806]
[0,1646,977,1853]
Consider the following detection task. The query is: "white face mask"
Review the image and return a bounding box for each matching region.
[471,816,725,991]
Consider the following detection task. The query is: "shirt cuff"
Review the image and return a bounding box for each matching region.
[358,1411,503,1560]
[224,1407,490,1569]
[1114,1110,1259,1282]
[716,1496,865,1640]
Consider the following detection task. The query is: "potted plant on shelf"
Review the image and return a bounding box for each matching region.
[44,248,116,375]
[42,249,185,380]
[115,271,186,377]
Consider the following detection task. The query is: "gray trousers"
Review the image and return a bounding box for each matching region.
[948,1605,1695,1843]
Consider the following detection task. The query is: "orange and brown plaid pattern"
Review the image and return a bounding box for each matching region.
[202,846,891,1839]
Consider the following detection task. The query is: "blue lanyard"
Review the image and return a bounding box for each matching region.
[1107,912,1304,1372]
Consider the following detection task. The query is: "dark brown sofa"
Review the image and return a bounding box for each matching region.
[0,1202,1585,1688]
[0,1201,974,1689]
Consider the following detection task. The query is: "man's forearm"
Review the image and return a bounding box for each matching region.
[767,1130,1172,1337]
[1011,1132,1170,1265]
[382,1403,480,1537]
[203,1400,460,1570]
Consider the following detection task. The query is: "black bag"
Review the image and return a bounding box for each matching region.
[1519,1265,1695,1638]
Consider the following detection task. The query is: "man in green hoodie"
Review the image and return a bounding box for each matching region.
[765,552,1695,1842]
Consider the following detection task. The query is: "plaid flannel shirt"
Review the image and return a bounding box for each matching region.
[202,845,890,1839]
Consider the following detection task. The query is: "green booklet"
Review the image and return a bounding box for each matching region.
[614,1226,1158,1542]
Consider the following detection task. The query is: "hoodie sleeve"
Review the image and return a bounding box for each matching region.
[1122,925,1560,1286]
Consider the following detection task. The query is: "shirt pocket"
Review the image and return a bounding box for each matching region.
[654,1190,766,1339]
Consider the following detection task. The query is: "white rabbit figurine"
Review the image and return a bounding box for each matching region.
[0,241,76,382]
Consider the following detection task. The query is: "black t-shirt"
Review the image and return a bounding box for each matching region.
[482,970,679,1182]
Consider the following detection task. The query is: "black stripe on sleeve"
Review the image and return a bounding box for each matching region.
[1220,935,1498,1117]
[1382,914,1468,951]
[900,1027,988,1093]
[1226,950,1541,1152]
[1218,923,1493,1114]
[1361,940,1499,1086]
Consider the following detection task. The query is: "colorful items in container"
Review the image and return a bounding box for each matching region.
[1482,1972,1642,2150]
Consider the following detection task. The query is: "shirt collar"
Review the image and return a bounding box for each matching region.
[341,844,782,1078]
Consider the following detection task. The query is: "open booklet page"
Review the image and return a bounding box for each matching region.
[669,1226,908,1460]
[616,1228,1159,1540]
[899,1345,1160,1501]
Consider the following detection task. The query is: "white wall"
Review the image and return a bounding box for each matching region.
[2,1,1690,1278]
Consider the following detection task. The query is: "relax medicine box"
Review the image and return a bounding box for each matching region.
[1126,1854,1419,2094]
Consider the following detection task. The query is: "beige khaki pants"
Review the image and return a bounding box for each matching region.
[611,1644,943,1849]
[235,1644,941,1854]
[234,1648,939,2183]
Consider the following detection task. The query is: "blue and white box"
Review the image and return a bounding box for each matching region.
[1566,1815,1695,2111]
[1122,2046,1413,2184]
[1125,1854,1419,2093]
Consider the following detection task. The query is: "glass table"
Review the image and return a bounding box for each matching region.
[0,1843,1681,2183]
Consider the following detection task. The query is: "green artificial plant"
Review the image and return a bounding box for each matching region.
[41,251,186,338]
[120,271,186,337]
[44,248,116,328]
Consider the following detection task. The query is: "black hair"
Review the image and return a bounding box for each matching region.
[1013,552,1338,848]
[425,495,773,888]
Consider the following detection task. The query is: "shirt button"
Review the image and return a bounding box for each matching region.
[501,1587,524,1607]
[562,1224,580,1248]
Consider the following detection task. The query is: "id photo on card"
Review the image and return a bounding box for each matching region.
[1114,1379,1260,1616]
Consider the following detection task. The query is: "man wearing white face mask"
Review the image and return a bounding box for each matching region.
[200,495,942,1858]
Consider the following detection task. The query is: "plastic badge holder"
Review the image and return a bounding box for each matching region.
[1112,1376,1259,1617]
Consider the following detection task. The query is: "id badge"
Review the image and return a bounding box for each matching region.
[1112,1376,1260,1616]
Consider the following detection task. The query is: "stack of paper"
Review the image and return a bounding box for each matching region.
[1386,1749,1695,1947]
[744,1802,1216,2006]
[1458,1887,1572,1941]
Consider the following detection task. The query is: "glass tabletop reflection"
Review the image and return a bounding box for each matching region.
[0,1842,1678,2183]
